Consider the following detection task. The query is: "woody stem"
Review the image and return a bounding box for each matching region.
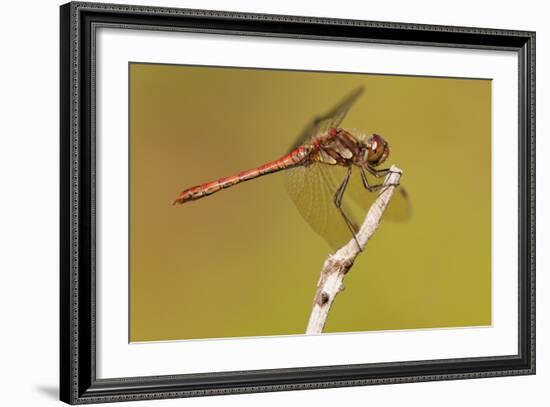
[305,165,403,334]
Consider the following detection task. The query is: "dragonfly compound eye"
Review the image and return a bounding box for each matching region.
[367,134,390,166]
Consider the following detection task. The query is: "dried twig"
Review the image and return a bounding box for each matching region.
[305,165,403,334]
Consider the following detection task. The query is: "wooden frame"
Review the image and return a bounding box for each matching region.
[60,1,535,404]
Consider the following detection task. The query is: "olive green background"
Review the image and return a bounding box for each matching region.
[129,63,491,342]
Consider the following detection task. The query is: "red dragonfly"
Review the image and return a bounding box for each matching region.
[173,87,411,248]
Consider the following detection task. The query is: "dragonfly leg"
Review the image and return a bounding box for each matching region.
[334,166,362,251]
[368,167,391,178]
[366,165,402,178]
[363,166,400,188]
[360,167,385,192]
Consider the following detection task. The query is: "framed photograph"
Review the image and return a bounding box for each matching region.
[60,1,535,404]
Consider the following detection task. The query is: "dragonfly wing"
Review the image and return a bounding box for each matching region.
[345,169,413,222]
[284,162,362,249]
[288,87,364,152]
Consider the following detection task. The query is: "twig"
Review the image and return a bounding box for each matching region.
[305,165,403,334]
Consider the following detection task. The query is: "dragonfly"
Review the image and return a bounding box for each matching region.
[173,87,411,249]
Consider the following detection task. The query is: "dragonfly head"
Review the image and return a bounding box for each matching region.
[364,134,390,167]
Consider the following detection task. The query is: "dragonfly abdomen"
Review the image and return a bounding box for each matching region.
[173,146,311,205]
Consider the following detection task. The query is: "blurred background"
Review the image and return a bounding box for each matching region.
[129,63,491,342]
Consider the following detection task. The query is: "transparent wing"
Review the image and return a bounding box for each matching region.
[284,162,362,249]
[288,87,364,152]
[345,169,413,222]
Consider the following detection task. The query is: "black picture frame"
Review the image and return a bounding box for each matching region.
[60,1,536,404]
